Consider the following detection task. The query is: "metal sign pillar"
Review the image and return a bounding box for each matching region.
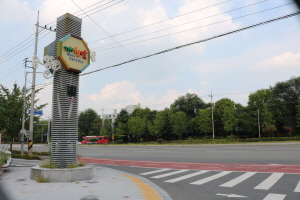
[51,14,82,168]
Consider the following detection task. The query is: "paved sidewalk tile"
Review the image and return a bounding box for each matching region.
[0,166,164,200]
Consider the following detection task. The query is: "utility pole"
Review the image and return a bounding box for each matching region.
[47,114,51,144]
[258,108,261,139]
[28,11,39,155]
[208,91,215,139]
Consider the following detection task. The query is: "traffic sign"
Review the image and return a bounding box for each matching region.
[27,110,43,115]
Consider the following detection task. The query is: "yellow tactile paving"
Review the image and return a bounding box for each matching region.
[122,174,164,200]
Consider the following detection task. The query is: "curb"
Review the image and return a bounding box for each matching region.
[111,167,173,200]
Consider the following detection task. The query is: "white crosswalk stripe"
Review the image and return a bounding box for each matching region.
[254,173,284,190]
[294,181,300,192]
[151,169,189,178]
[220,172,257,187]
[263,193,286,200]
[190,171,232,185]
[139,168,170,175]
[164,170,209,183]
[139,168,300,196]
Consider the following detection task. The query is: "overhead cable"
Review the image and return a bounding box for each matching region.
[94,2,294,52]
[80,11,300,76]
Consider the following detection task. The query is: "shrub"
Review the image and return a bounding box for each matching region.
[12,154,40,160]
[40,160,57,168]
[34,174,50,183]
[226,135,238,142]
[116,140,123,144]
[157,139,164,144]
[0,149,10,167]
[78,161,86,167]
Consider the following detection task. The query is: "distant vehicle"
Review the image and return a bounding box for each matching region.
[81,136,109,144]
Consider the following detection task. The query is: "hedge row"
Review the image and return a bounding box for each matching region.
[12,154,40,160]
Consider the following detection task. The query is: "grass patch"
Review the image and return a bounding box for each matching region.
[67,163,78,168]
[78,161,86,167]
[40,160,57,169]
[34,174,50,183]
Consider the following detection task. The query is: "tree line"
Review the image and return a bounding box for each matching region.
[78,76,300,142]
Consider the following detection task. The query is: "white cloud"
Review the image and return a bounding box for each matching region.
[200,80,210,86]
[259,52,300,71]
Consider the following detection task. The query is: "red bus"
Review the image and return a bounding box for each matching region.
[81,136,109,144]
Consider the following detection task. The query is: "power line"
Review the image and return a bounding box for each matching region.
[77,0,120,17]
[45,0,124,28]
[94,2,294,52]
[0,29,52,66]
[81,11,300,76]
[88,0,234,44]
[0,30,53,80]
[70,0,135,58]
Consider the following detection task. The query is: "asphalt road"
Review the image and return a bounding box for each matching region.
[14,143,300,164]
[11,143,300,200]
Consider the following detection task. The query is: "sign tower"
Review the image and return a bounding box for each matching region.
[47,13,91,168]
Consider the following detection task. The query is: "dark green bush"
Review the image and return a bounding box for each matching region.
[12,154,40,160]
[116,140,123,144]
[226,135,238,141]
[157,139,164,144]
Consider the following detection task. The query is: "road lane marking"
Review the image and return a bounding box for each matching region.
[294,181,300,192]
[263,193,286,200]
[254,173,284,190]
[151,170,189,178]
[220,172,256,187]
[140,169,170,175]
[206,151,250,152]
[164,171,209,183]
[190,171,232,185]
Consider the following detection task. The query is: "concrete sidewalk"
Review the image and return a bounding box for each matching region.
[0,160,171,200]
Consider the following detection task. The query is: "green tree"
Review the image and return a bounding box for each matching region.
[171,93,206,119]
[114,109,129,135]
[222,106,238,134]
[171,111,188,140]
[261,103,276,136]
[128,117,146,141]
[214,98,236,137]
[195,109,211,137]
[103,119,112,136]
[78,108,99,136]
[148,112,165,139]
[0,84,45,151]
[272,77,300,131]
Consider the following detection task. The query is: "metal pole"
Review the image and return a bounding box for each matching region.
[258,108,261,139]
[28,11,39,155]
[47,114,50,144]
[209,91,215,139]
[21,72,29,155]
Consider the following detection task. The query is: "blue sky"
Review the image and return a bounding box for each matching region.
[1,0,300,118]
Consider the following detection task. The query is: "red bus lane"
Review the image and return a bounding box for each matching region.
[79,157,300,173]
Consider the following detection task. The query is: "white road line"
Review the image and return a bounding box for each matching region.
[190,171,232,185]
[151,170,189,178]
[263,193,286,200]
[206,151,250,152]
[254,173,284,190]
[294,181,300,192]
[164,171,209,183]
[220,172,256,187]
[140,169,170,175]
